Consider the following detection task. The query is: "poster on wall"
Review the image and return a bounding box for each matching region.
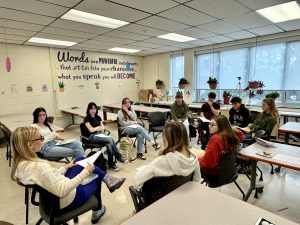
[10,84,18,93]
[42,84,48,92]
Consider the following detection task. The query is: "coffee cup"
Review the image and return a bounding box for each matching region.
[263,149,272,155]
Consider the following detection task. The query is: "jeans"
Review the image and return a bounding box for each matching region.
[90,134,122,167]
[124,126,153,154]
[40,140,85,159]
[64,157,106,210]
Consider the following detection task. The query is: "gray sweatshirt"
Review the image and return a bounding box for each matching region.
[117,109,137,128]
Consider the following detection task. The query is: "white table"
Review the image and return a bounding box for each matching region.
[278,122,300,144]
[121,182,297,225]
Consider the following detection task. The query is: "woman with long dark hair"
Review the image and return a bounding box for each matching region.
[84,102,125,172]
[32,107,84,159]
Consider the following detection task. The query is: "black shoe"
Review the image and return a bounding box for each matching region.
[104,176,126,193]
[137,153,146,160]
[152,143,161,150]
[108,165,120,172]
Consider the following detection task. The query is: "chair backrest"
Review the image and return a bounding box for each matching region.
[254,130,265,138]
[0,125,11,142]
[79,123,90,139]
[47,116,55,124]
[148,112,166,127]
[249,110,259,123]
[217,153,238,185]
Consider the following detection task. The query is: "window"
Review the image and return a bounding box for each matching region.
[170,55,184,95]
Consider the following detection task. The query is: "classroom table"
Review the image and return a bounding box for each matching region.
[238,142,300,201]
[278,122,300,144]
[0,114,64,133]
[121,182,297,225]
[102,103,170,120]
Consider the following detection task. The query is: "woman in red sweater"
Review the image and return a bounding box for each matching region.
[199,115,244,185]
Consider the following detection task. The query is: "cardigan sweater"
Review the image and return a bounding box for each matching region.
[15,160,90,209]
[117,109,138,128]
[32,123,57,145]
[249,112,277,138]
[133,150,201,190]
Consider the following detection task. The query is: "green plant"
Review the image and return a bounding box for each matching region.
[207,76,218,84]
[176,90,183,96]
[178,78,189,85]
[58,81,65,88]
[223,91,232,97]
[265,91,280,99]
[95,82,100,85]
[155,79,164,85]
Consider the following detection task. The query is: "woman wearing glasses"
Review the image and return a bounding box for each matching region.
[32,107,84,159]
[199,115,244,186]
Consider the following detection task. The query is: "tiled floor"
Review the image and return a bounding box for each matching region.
[0,123,300,225]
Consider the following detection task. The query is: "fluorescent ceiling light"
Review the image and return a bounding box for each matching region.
[61,9,129,29]
[28,37,76,46]
[158,33,196,42]
[108,47,140,53]
[256,1,300,23]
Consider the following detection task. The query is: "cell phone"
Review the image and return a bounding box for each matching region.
[256,152,272,158]
[255,218,276,225]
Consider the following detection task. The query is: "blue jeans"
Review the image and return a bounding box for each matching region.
[64,157,106,210]
[124,126,153,154]
[40,140,85,159]
[90,134,122,167]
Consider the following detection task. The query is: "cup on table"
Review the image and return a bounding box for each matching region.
[263,148,272,156]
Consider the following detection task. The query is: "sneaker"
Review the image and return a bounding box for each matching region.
[109,165,120,172]
[137,153,146,160]
[152,143,161,150]
[103,176,126,193]
[118,158,129,164]
[91,205,106,224]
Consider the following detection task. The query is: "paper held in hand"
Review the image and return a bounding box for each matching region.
[55,138,77,146]
[95,133,109,138]
[198,117,210,123]
[76,150,105,167]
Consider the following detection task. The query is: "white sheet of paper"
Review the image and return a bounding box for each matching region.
[273,154,300,166]
[95,133,109,138]
[128,124,140,129]
[76,150,103,167]
[237,127,248,133]
[199,117,210,123]
[55,138,77,146]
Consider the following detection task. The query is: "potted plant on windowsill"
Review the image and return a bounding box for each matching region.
[95,82,100,89]
[223,91,232,104]
[58,81,65,92]
[155,79,164,89]
[265,91,280,100]
[178,78,189,89]
[207,76,218,89]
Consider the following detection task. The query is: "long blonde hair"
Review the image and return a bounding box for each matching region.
[263,98,279,118]
[11,126,41,181]
[159,122,189,156]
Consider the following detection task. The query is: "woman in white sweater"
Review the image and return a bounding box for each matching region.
[133,122,201,190]
[11,126,125,224]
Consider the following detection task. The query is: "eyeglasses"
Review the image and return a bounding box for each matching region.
[31,136,44,142]
[209,123,218,127]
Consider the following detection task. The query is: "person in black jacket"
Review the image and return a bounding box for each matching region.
[229,97,250,128]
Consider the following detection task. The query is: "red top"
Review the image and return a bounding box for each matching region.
[199,130,244,175]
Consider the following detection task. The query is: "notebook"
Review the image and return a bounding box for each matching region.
[255,138,276,148]
[55,138,77,146]
[76,150,104,167]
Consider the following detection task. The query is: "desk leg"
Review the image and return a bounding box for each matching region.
[243,160,257,202]
[64,115,75,129]
[285,132,289,144]
[103,108,107,121]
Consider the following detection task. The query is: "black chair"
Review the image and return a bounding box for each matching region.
[0,125,12,167]
[148,112,166,145]
[201,153,245,199]
[129,173,194,212]
[19,183,98,225]
[249,110,260,123]
[47,116,55,124]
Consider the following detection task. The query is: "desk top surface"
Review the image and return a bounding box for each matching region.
[61,107,118,121]
[239,142,300,171]
[278,122,300,134]
[103,103,170,113]
[121,182,297,225]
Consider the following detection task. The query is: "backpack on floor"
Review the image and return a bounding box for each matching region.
[119,137,136,161]
[86,151,107,172]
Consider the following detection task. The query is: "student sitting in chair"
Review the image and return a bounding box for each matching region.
[32,107,84,159]
[84,102,126,172]
[133,122,200,190]
[117,97,160,160]
[229,96,250,128]
[199,115,244,187]
[11,126,126,224]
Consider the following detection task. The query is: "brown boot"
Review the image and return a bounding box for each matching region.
[103,175,126,193]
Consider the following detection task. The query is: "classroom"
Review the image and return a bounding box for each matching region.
[0,0,300,225]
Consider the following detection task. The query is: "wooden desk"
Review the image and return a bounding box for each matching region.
[102,103,170,120]
[0,114,64,133]
[278,122,300,144]
[121,182,297,225]
[239,142,300,201]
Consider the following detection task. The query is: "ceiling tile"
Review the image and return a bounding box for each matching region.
[0,0,69,17]
[81,39,123,47]
[92,35,135,44]
[277,19,300,32]
[186,0,250,19]
[109,0,178,14]
[103,30,150,41]
[0,38,24,44]
[76,0,150,22]
[0,33,30,41]
[173,0,192,3]
[0,7,56,25]
[177,27,215,39]
[120,24,166,37]
[34,32,86,42]
[224,11,271,29]
[38,0,82,7]
[119,44,150,51]
[248,25,284,35]
[158,5,216,26]
[0,27,36,36]
[198,20,242,34]
[42,27,97,39]
[236,0,292,10]
[168,42,195,49]
[158,45,183,51]
[0,19,44,31]
[137,16,190,32]
[188,39,212,46]
[143,37,178,45]
[225,30,256,40]
[50,19,112,35]
[68,46,99,52]
[129,41,166,48]
[203,35,233,43]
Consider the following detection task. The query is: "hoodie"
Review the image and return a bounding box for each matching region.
[133,151,201,190]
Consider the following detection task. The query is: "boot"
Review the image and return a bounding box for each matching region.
[103,175,126,193]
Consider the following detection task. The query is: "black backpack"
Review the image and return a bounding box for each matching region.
[86,151,107,172]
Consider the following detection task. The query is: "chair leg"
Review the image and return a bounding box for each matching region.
[241,167,251,180]
[35,218,43,225]
[270,164,274,174]
[25,187,29,224]
[275,165,281,173]
[73,216,79,223]
[256,166,263,181]
[234,181,245,199]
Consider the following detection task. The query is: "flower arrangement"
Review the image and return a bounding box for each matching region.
[245,80,265,98]
[207,76,218,89]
